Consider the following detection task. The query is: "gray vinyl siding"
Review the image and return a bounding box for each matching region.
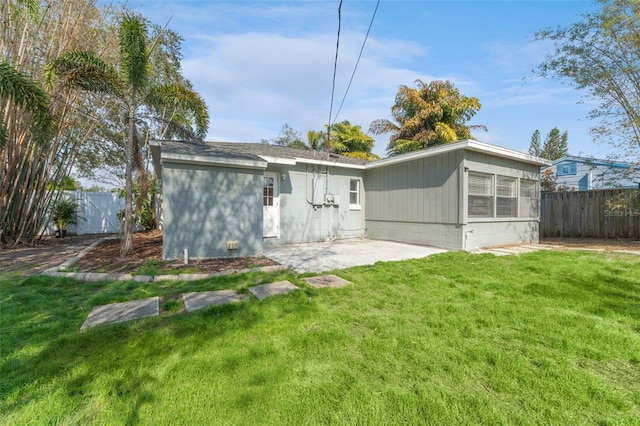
[365,151,463,247]
[365,221,463,249]
[162,162,263,259]
[265,164,365,245]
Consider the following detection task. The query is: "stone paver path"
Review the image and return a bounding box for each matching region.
[305,274,351,288]
[182,290,246,312]
[81,297,159,330]
[248,280,299,300]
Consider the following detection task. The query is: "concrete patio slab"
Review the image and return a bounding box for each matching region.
[182,290,246,312]
[264,239,447,273]
[81,296,159,330]
[305,274,351,288]
[248,280,298,300]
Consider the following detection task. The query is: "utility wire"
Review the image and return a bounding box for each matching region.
[327,0,343,153]
[332,0,380,125]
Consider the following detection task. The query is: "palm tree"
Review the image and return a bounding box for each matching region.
[369,79,486,156]
[51,14,209,256]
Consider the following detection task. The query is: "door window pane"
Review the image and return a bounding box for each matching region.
[263,176,274,206]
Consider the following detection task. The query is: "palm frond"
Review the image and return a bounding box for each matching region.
[120,14,149,89]
[0,61,56,145]
[46,50,119,94]
[146,83,209,140]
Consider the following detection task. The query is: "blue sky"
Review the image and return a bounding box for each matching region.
[130,0,606,159]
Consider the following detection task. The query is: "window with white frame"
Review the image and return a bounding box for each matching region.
[519,179,538,217]
[496,175,517,217]
[468,172,494,218]
[349,179,360,209]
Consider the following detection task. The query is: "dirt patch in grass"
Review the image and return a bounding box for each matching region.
[73,229,280,274]
[540,237,640,251]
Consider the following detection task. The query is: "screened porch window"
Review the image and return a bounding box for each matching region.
[519,179,538,217]
[496,175,517,217]
[468,172,494,218]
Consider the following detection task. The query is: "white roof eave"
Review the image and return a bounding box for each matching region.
[364,139,551,169]
[161,152,268,170]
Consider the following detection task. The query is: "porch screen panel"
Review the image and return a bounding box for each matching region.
[496,175,517,217]
[468,172,493,218]
[519,179,538,217]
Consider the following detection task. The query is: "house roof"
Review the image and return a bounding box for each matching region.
[151,139,549,178]
[547,155,640,170]
[151,140,369,177]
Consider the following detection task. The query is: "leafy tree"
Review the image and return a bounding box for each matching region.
[1,0,118,245]
[540,127,569,160]
[540,168,557,192]
[327,120,379,160]
[369,79,486,156]
[272,124,304,147]
[534,0,640,160]
[529,129,542,156]
[529,128,569,160]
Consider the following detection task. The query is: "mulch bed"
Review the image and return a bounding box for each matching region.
[73,229,280,274]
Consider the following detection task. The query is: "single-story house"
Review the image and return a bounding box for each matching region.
[150,139,548,259]
[544,156,640,190]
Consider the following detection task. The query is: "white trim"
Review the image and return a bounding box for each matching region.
[263,172,280,238]
[258,155,296,165]
[162,152,267,170]
[296,157,366,169]
[365,139,550,169]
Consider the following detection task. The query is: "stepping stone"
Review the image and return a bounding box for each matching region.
[305,274,351,288]
[81,297,159,330]
[182,290,246,312]
[248,281,298,300]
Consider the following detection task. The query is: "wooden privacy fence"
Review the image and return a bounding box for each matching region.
[540,189,640,238]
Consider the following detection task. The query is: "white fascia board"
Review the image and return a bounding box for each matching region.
[295,157,366,170]
[258,155,297,166]
[464,140,552,166]
[162,152,267,170]
[365,139,550,169]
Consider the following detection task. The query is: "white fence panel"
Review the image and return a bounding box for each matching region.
[46,190,123,235]
[75,191,123,235]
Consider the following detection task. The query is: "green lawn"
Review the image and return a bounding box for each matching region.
[1,250,639,425]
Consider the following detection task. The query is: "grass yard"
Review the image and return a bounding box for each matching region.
[1,250,639,425]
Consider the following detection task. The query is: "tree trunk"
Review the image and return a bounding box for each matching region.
[121,98,135,257]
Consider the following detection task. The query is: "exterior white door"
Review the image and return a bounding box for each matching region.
[263,172,280,238]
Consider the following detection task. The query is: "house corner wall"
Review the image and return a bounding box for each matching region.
[162,161,263,259]
[364,150,464,249]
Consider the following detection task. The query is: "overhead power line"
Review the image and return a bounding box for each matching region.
[327,0,343,153]
[332,0,380,125]
[326,0,381,152]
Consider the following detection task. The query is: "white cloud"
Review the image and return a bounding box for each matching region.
[180,28,435,148]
